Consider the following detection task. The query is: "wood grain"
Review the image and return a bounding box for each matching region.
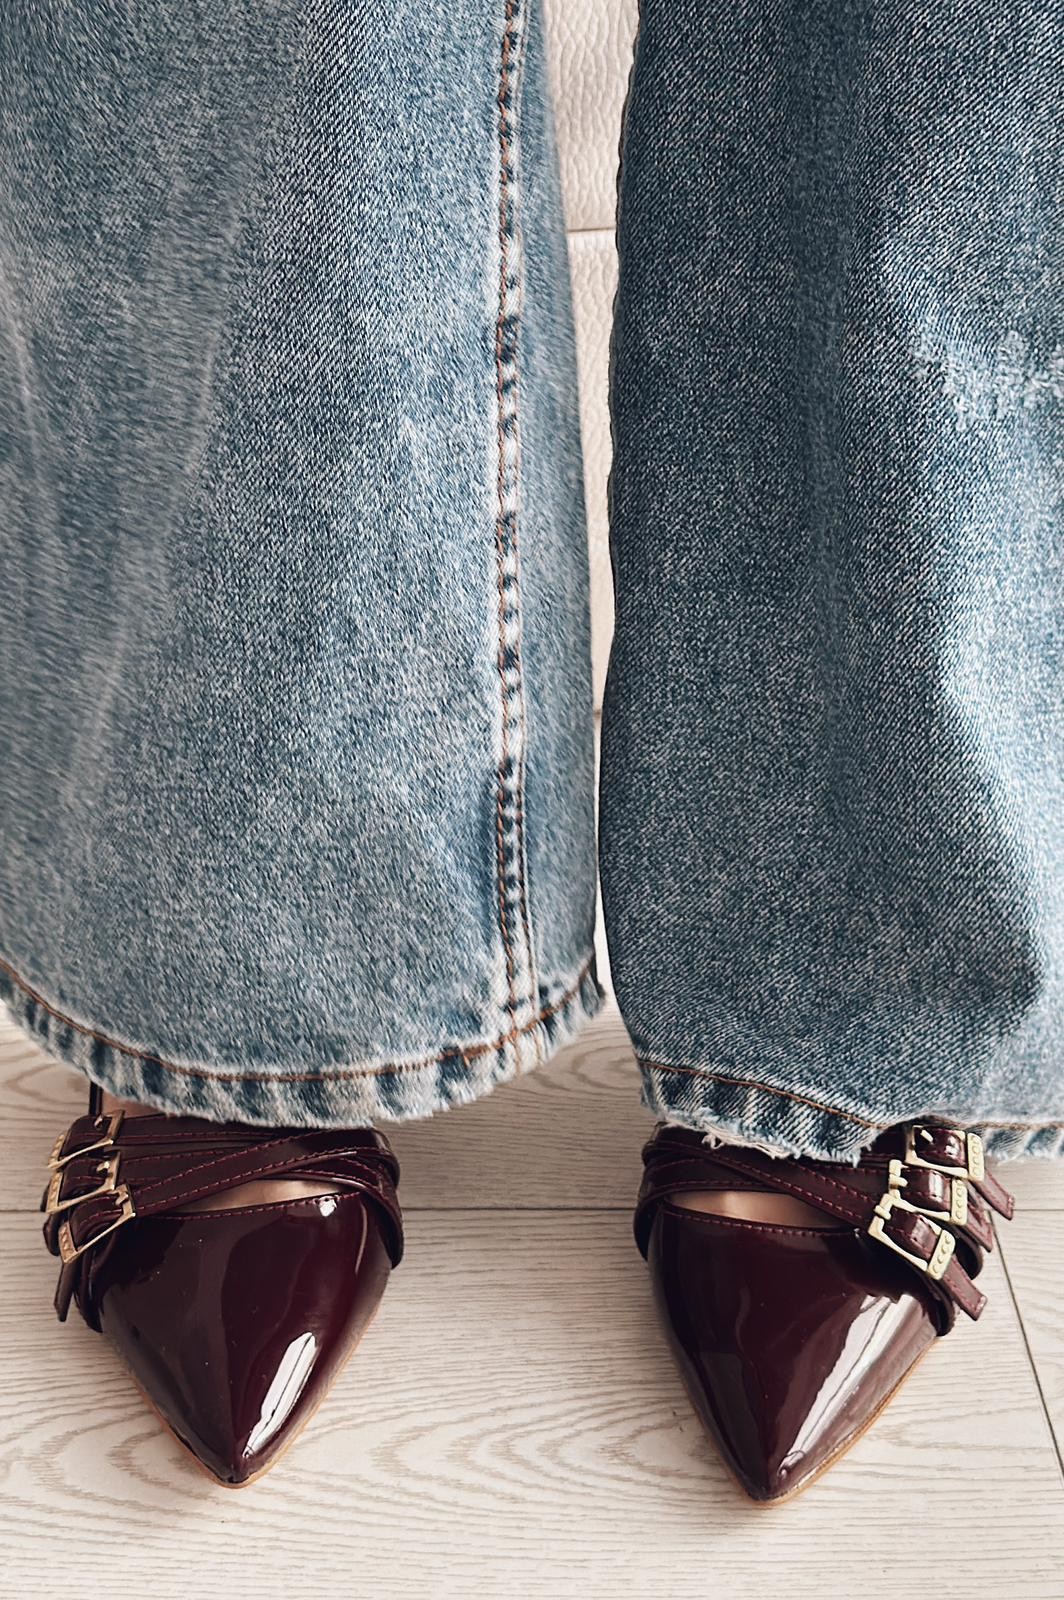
[993,1158,1064,1212]
[1,1211,1062,1600]
[998,1213,1064,1460]
[3,0,1063,1586]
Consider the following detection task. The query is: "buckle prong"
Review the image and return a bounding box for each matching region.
[44,1152,121,1217]
[903,1126,984,1184]
[48,1111,124,1171]
[57,1183,136,1265]
[880,1158,968,1228]
[868,1183,956,1280]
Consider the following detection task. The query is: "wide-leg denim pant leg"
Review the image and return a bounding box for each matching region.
[0,2,601,1125]
[601,0,1064,1162]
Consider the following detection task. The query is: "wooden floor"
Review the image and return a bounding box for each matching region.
[2,988,1063,1599]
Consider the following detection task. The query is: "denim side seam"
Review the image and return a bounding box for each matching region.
[491,0,539,1039]
[640,1058,1064,1165]
[0,949,602,1127]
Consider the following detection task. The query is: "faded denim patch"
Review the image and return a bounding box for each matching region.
[0,0,601,1122]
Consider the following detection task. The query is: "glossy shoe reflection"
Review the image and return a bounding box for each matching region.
[635,1123,1014,1503]
[94,1193,391,1483]
[42,1089,402,1485]
[644,1200,936,1500]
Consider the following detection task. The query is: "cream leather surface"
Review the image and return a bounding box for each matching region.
[546,0,638,703]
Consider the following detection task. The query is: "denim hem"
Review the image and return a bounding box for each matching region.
[0,951,604,1128]
[639,1059,1064,1165]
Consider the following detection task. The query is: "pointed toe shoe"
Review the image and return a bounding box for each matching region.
[42,1089,402,1485]
[635,1123,1014,1504]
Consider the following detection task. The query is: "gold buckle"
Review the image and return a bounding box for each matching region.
[48,1111,124,1170]
[44,1152,121,1217]
[57,1184,136,1265]
[868,1184,956,1280]
[881,1157,968,1228]
[904,1126,984,1184]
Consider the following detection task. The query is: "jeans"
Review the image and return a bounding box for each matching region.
[1,1,1061,1162]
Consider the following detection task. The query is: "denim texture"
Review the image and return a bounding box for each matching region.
[0,0,601,1125]
[3,2,1063,1161]
[601,0,1064,1159]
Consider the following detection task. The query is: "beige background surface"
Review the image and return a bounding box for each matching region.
[549,0,638,703]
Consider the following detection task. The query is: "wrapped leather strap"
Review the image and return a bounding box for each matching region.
[876,1123,1015,1221]
[636,1123,1014,1335]
[42,1105,403,1328]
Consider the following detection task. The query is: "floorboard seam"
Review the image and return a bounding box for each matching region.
[995,1221,1064,1487]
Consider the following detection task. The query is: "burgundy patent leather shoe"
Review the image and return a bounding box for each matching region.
[636,1123,1014,1504]
[42,1087,402,1485]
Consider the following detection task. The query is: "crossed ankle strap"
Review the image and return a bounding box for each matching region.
[42,1102,403,1329]
[635,1122,1014,1335]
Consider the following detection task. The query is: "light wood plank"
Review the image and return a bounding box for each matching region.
[0,1016,95,1209]
[994,1159,1064,1212]
[998,1212,1064,1461]
[1,1210,1061,1600]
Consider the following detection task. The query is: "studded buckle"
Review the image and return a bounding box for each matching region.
[48,1111,124,1171]
[904,1125,985,1184]
[867,1181,957,1280]
[56,1183,136,1265]
[879,1157,969,1228]
[45,1151,122,1216]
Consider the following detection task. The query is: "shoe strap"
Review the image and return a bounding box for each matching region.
[640,1138,998,1259]
[874,1122,1014,1220]
[636,1123,1015,1335]
[42,1109,404,1327]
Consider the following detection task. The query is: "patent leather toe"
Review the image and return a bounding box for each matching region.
[636,1123,1014,1503]
[646,1201,935,1500]
[43,1092,402,1484]
[95,1193,391,1483]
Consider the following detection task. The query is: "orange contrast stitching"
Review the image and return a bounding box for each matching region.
[499,0,537,1037]
[967,1118,1064,1130]
[639,1057,885,1128]
[492,0,521,1029]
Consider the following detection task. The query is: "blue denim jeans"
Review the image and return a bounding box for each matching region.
[1,1,1061,1162]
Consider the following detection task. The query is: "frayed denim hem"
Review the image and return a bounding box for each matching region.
[0,952,603,1128]
[639,1059,1064,1165]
